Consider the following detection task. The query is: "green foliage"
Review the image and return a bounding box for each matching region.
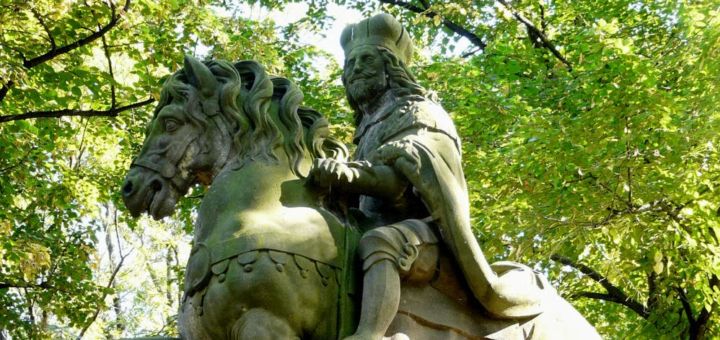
[403,0,720,338]
[1,0,719,338]
[0,0,320,337]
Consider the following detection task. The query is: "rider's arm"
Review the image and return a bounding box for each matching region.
[309,159,408,201]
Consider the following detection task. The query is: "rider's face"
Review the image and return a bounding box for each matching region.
[343,46,387,104]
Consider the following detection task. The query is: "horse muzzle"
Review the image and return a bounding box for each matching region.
[122,166,180,220]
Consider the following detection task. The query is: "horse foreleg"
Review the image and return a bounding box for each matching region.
[230,308,299,340]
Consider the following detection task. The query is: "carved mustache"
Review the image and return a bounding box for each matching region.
[348,71,379,83]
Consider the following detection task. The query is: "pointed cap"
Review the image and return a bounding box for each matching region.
[340,13,414,65]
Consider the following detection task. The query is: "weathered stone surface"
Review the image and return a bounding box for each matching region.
[121,13,600,340]
[122,56,352,338]
[314,13,600,339]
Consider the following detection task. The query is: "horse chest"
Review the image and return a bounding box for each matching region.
[197,205,341,267]
[182,206,344,339]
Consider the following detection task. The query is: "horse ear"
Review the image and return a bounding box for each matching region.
[184,55,218,98]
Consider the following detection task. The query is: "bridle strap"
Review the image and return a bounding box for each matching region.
[131,158,170,177]
[131,97,227,192]
[131,131,200,192]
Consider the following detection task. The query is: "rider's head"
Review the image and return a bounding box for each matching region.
[340,13,428,126]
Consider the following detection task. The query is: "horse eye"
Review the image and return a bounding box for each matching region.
[164,118,180,132]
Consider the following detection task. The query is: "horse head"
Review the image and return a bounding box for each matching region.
[121,55,240,219]
[122,55,347,220]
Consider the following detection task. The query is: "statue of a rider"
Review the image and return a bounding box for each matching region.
[310,13,555,340]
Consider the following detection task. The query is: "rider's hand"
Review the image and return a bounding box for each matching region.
[309,158,360,188]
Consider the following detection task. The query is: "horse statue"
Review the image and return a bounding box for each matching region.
[121,56,599,339]
[121,56,357,339]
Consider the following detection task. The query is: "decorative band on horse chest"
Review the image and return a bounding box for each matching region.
[184,233,343,298]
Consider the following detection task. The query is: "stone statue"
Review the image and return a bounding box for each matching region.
[120,14,600,340]
[309,13,600,340]
[122,58,355,338]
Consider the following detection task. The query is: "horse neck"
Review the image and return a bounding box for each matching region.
[193,148,314,242]
[206,148,311,209]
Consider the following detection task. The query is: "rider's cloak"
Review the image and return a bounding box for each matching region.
[354,93,553,319]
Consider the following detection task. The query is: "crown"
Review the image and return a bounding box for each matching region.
[340,13,414,65]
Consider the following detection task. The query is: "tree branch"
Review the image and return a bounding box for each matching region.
[694,306,712,340]
[647,271,658,310]
[676,287,696,325]
[675,274,718,339]
[552,254,649,318]
[0,80,13,103]
[0,146,35,174]
[25,288,36,332]
[0,281,51,290]
[378,0,487,50]
[99,21,116,108]
[0,97,154,123]
[30,8,56,51]
[692,275,718,339]
[77,247,132,339]
[539,3,547,34]
[574,291,620,303]
[496,0,572,71]
[461,47,482,58]
[0,278,75,295]
[22,0,131,69]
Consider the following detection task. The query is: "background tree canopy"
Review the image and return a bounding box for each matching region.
[0,0,718,338]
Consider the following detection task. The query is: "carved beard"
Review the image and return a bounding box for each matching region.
[347,72,387,106]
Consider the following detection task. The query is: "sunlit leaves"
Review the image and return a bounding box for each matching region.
[390,0,720,337]
[0,0,297,337]
[2,0,719,338]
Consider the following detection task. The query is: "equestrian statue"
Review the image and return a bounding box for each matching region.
[121,13,600,340]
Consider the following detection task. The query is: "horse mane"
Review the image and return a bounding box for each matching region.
[154,59,347,177]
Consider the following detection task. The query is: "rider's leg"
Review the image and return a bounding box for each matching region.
[349,259,401,340]
[347,221,438,340]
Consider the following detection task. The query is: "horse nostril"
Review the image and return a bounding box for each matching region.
[122,180,134,196]
[150,179,162,192]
